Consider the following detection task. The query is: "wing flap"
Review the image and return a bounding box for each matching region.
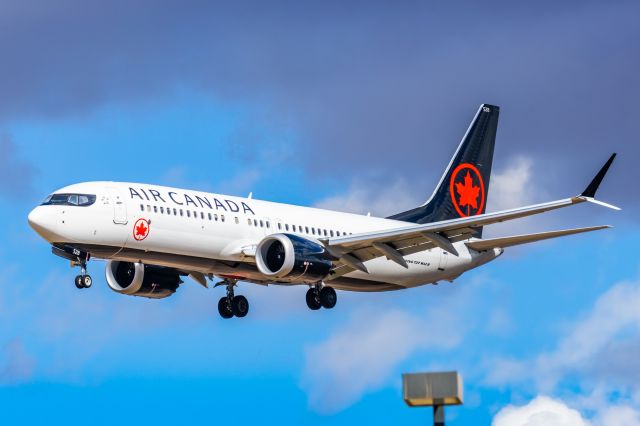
[465,225,611,251]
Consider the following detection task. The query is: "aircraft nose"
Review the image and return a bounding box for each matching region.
[27,206,41,229]
[28,206,57,241]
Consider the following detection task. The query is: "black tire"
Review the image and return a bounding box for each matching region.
[82,275,93,288]
[319,286,337,309]
[306,288,321,310]
[232,295,249,318]
[74,275,84,289]
[218,297,233,319]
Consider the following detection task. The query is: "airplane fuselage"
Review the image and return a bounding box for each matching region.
[28,181,500,292]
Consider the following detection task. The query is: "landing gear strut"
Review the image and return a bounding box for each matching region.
[74,256,92,289]
[306,284,337,310]
[216,279,249,319]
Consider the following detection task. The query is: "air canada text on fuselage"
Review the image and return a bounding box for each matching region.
[129,187,256,215]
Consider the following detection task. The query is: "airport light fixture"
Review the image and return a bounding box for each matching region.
[402,371,463,426]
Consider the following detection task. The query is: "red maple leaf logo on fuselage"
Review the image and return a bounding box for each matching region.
[133,219,150,240]
[135,222,148,237]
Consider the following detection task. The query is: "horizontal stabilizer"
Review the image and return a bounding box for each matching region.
[465,225,611,251]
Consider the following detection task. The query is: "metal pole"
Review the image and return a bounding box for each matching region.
[433,405,444,426]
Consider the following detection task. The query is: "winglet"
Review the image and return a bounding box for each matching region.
[581,153,616,198]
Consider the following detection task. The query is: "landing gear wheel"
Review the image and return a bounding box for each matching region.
[218,297,233,319]
[306,288,321,310]
[74,275,84,289]
[232,295,249,318]
[82,275,93,288]
[319,286,337,309]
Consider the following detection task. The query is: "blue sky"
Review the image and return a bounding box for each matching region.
[1,2,639,425]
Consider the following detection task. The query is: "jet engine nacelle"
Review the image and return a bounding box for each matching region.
[255,233,334,283]
[105,261,182,299]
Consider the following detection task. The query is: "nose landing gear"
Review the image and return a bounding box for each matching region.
[51,245,93,290]
[73,256,92,289]
[74,273,92,289]
[215,279,249,319]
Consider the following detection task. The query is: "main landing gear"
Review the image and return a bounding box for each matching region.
[306,285,337,310]
[74,257,92,289]
[216,279,249,319]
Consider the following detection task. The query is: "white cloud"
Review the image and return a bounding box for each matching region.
[486,279,640,426]
[313,178,422,217]
[488,156,538,213]
[534,279,640,388]
[486,279,640,392]
[492,396,588,426]
[298,275,502,414]
[313,156,544,228]
[492,394,640,426]
[300,306,463,413]
[594,405,640,426]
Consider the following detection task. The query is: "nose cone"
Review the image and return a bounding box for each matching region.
[28,206,58,242]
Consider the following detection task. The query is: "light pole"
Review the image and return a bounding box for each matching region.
[402,371,463,426]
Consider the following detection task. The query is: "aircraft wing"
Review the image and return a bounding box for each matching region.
[322,154,618,279]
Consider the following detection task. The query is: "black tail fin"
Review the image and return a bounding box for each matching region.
[388,104,500,236]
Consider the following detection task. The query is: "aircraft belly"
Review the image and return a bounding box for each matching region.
[344,250,445,287]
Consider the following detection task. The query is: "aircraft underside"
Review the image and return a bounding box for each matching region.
[70,243,408,292]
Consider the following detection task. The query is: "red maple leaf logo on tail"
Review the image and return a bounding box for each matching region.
[455,171,480,216]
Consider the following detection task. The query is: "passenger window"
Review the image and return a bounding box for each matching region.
[292,225,296,232]
[311,228,316,235]
[259,220,264,227]
[266,221,270,228]
[278,223,282,230]
[147,205,151,212]
[187,211,191,218]
[221,215,225,222]
[179,209,183,216]
[193,211,197,219]
[305,226,309,234]
[173,208,177,215]
[330,230,334,237]
[209,213,213,221]
[201,212,204,219]
[285,224,289,231]
[235,217,239,224]
[140,204,144,212]
[160,207,164,214]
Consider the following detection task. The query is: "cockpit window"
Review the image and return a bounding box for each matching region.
[41,193,96,206]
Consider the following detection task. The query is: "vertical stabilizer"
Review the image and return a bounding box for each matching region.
[388,104,499,237]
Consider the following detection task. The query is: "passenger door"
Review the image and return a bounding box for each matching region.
[108,188,128,225]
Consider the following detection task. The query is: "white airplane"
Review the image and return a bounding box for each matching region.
[28,104,618,319]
